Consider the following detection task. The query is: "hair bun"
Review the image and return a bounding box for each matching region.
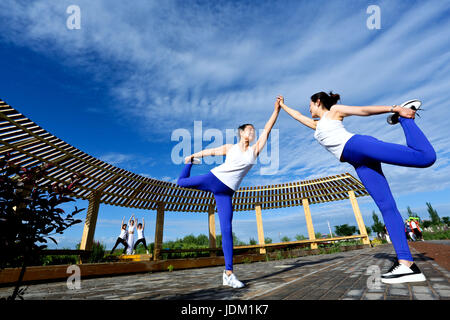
[328,91,340,105]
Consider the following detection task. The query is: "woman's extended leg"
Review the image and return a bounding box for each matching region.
[214,192,234,271]
[177,163,233,267]
[110,238,121,254]
[354,161,413,262]
[111,238,128,254]
[177,164,243,287]
[343,118,436,168]
[133,238,143,251]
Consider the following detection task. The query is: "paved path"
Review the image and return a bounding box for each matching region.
[1,244,449,300]
[422,240,450,246]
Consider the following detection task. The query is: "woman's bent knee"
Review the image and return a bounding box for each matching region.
[418,149,436,168]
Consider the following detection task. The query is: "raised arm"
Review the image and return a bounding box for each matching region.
[331,104,415,119]
[184,144,233,164]
[142,218,145,229]
[278,96,317,130]
[253,98,281,157]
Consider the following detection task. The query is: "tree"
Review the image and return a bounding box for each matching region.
[371,211,384,237]
[216,232,245,247]
[422,220,432,229]
[442,217,450,226]
[0,153,84,300]
[406,206,420,220]
[426,202,441,225]
[281,236,291,242]
[249,238,257,245]
[181,234,209,246]
[264,237,272,244]
[295,234,307,241]
[334,224,357,236]
[232,232,246,246]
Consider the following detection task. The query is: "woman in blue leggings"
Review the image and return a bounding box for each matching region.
[177,98,281,288]
[278,92,436,284]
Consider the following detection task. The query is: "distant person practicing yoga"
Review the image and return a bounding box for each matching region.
[126,215,137,255]
[110,217,129,255]
[177,98,281,288]
[278,92,436,284]
[133,218,149,254]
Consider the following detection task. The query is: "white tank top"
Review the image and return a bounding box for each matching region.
[210,144,257,191]
[137,227,144,240]
[314,112,354,161]
[119,229,127,240]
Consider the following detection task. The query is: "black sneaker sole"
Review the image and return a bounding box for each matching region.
[387,113,400,125]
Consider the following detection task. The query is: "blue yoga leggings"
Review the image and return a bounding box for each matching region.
[177,163,235,270]
[341,118,436,261]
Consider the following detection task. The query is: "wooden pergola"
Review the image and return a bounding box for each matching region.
[0,98,371,261]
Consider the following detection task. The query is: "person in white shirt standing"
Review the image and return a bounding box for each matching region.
[409,218,424,241]
[133,218,149,254]
[126,215,137,255]
[110,217,129,255]
[278,92,435,284]
[177,98,281,288]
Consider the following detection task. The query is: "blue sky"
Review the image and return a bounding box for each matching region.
[1,0,449,249]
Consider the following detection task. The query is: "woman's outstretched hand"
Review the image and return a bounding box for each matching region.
[184,155,194,164]
[395,105,416,119]
[274,96,281,110]
[277,95,284,107]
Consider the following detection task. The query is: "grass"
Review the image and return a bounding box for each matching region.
[422,229,450,240]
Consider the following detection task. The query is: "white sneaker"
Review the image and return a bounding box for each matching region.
[132,250,136,255]
[400,99,422,111]
[146,250,149,254]
[381,261,426,284]
[223,271,245,288]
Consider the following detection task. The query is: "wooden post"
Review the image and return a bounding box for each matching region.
[255,204,266,254]
[208,204,217,257]
[153,202,165,261]
[302,198,318,249]
[79,191,101,262]
[348,191,370,245]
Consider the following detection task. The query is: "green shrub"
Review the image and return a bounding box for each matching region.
[76,241,106,263]
[422,229,450,240]
[40,251,78,266]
